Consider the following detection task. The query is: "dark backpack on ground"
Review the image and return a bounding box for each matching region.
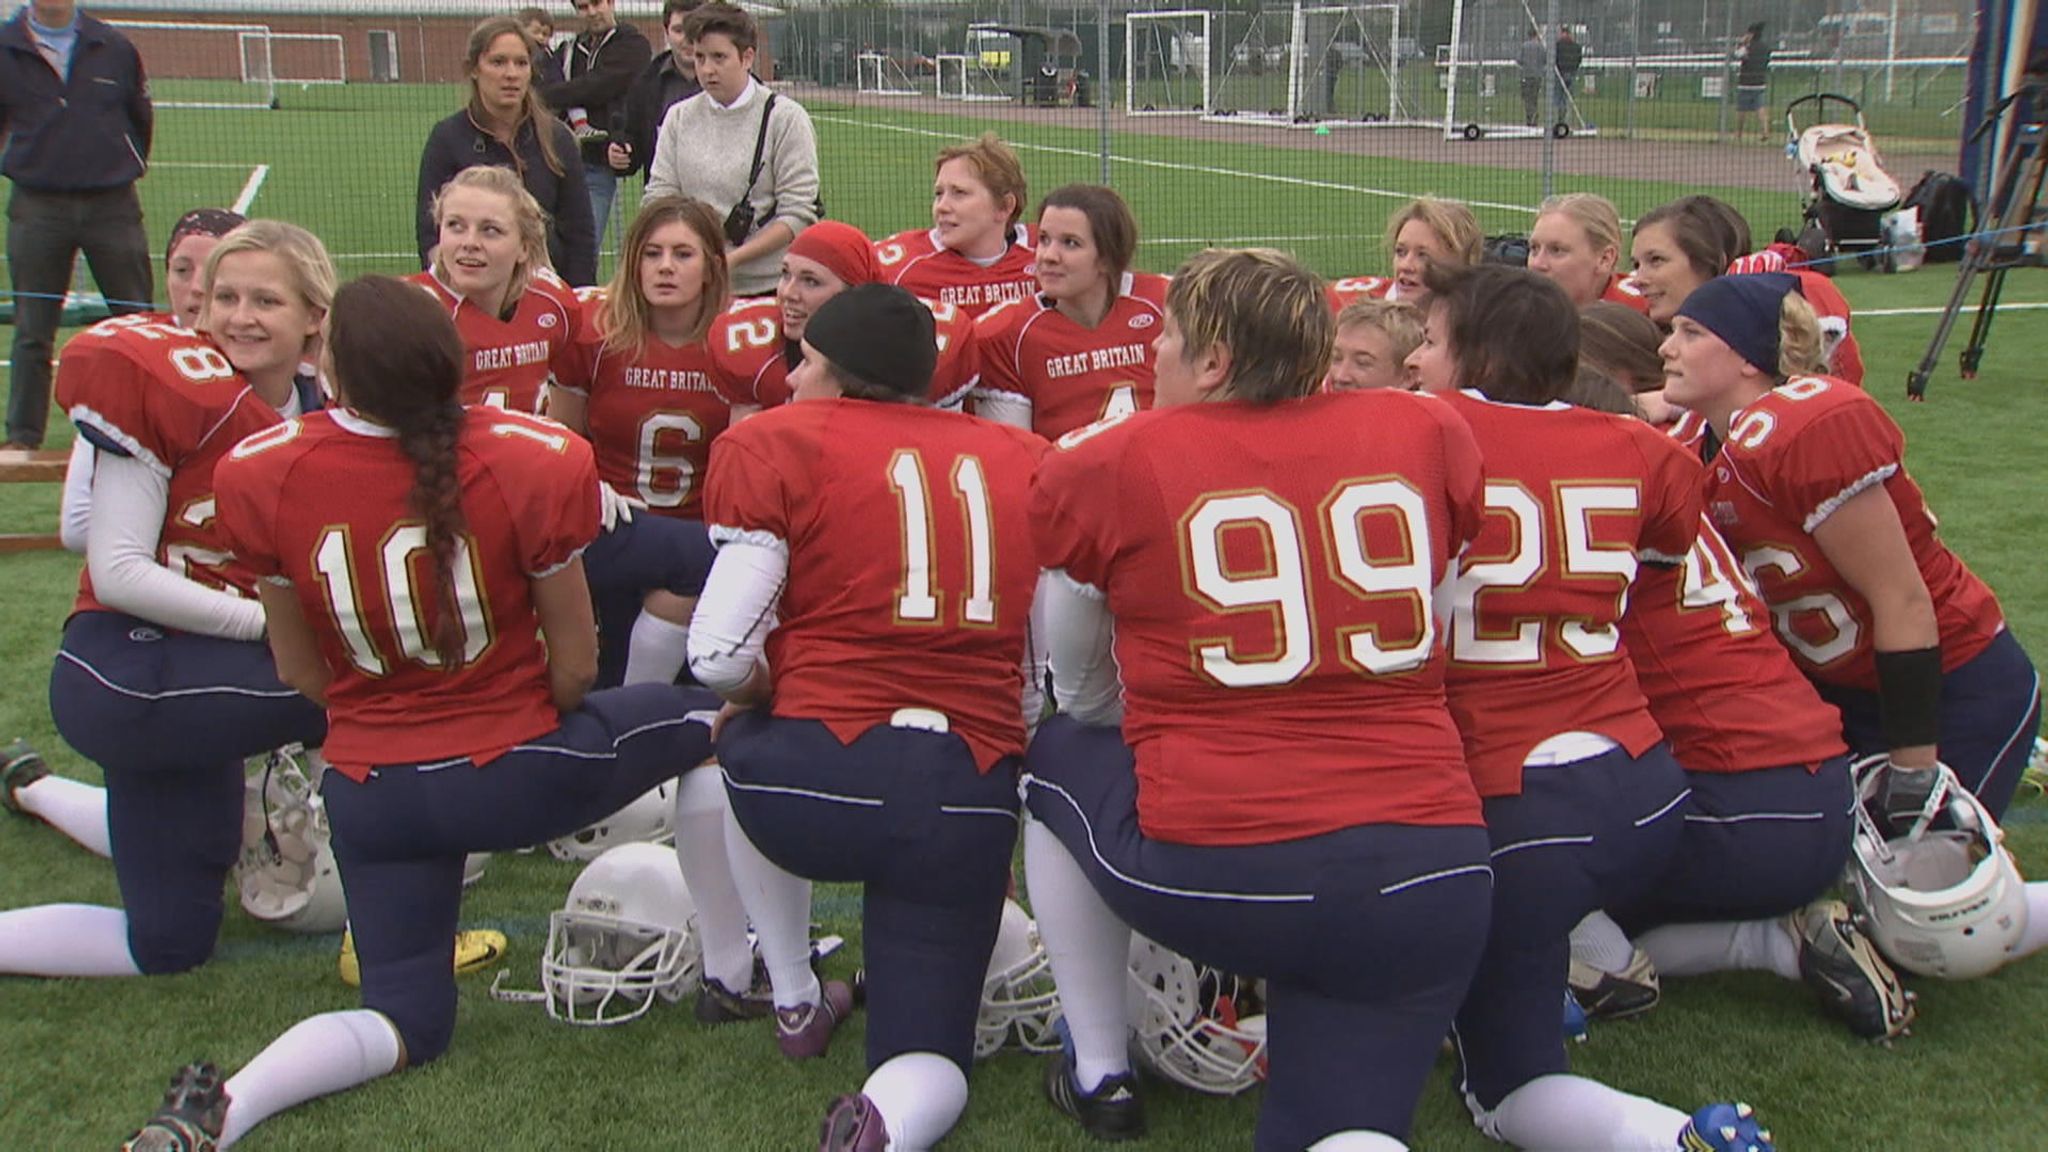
[1903,171,1975,263]
[1483,234,1529,266]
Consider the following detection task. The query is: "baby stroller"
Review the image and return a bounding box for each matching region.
[1786,93,1902,267]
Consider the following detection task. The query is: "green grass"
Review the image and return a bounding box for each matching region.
[4,86,2048,1149]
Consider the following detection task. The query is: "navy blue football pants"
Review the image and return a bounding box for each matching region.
[718,712,1021,1074]
[48,610,328,974]
[320,684,718,1065]
[581,514,715,688]
[1024,715,1494,1151]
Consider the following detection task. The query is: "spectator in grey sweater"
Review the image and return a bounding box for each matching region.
[644,1,817,296]
[1516,29,1547,127]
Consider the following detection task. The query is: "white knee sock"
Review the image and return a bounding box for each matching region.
[1478,1073,1691,1152]
[862,1052,968,1152]
[15,775,113,858]
[672,767,754,992]
[1636,919,1800,980]
[0,904,142,977]
[1569,910,1637,974]
[2015,881,2048,961]
[1308,1133,1408,1152]
[623,614,692,687]
[1021,817,1131,1092]
[721,805,817,1010]
[218,1010,403,1148]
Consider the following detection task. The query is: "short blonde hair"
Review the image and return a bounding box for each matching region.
[936,133,1028,232]
[1334,297,1424,365]
[1535,192,1624,261]
[200,220,337,331]
[1383,197,1483,269]
[1166,248,1331,405]
[1778,291,1827,377]
[429,166,552,307]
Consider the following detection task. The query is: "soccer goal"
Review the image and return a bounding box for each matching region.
[1290,4,1427,127]
[936,53,1010,102]
[244,31,346,86]
[1125,10,1211,116]
[1438,0,1598,140]
[108,21,277,109]
[856,52,919,97]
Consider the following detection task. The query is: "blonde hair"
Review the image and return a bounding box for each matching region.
[600,196,730,357]
[1535,192,1624,262]
[936,133,1028,232]
[429,166,552,310]
[199,220,337,333]
[1334,297,1424,365]
[1383,197,1483,269]
[1578,301,1665,391]
[1778,291,1827,377]
[1166,248,1331,405]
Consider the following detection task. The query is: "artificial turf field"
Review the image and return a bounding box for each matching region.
[1,85,2045,1149]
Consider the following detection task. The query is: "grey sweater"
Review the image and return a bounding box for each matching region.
[646,81,820,296]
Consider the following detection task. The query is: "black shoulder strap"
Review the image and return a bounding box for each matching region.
[743,92,778,194]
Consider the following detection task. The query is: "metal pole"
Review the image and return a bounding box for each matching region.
[1885,0,1900,101]
[1541,0,1559,196]
[1716,3,1734,141]
[1100,0,1112,184]
[1626,0,1639,138]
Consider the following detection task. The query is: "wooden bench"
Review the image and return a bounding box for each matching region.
[0,448,70,553]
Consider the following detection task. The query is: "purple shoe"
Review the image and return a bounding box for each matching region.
[819,1093,890,1151]
[777,979,854,1060]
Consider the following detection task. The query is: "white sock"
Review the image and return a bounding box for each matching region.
[1637,919,1800,980]
[721,805,817,1010]
[862,1051,967,1152]
[672,766,754,992]
[1477,1073,1691,1152]
[1569,910,1637,974]
[2016,881,2048,961]
[0,904,142,977]
[15,775,113,859]
[218,1010,403,1148]
[1308,1133,1408,1152]
[623,613,691,686]
[1022,817,1131,1092]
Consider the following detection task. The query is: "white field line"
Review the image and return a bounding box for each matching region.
[1857,302,2048,317]
[232,164,270,214]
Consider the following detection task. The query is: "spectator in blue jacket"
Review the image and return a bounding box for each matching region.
[0,0,154,449]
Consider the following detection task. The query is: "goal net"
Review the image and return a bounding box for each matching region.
[1125,10,1211,116]
[856,52,920,96]
[109,21,277,110]
[936,53,1011,102]
[1439,0,1597,140]
[243,32,347,87]
[1289,4,1424,126]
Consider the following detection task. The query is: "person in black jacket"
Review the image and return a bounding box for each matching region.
[608,0,702,180]
[540,0,652,249]
[0,0,154,449]
[417,16,597,287]
[1553,27,1583,120]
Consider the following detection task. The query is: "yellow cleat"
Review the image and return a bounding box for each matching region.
[338,927,508,988]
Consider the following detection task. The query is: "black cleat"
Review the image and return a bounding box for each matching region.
[122,1062,229,1152]
[1044,1046,1146,1142]
[1790,899,1915,1041]
[1,739,50,815]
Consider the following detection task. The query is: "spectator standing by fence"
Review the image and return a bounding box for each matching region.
[1735,22,1772,142]
[0,0,154,450]
[1516,28,1546,128]
[1554,27,1582,119]
[540,0,650,252]
[609,0,702,183]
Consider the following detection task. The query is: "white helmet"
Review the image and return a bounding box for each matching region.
[546,782,677,862]
[540,842,701,1024]
[1845,756,2029,980]
[976,899,1063,1059]
[1126,935,1268,1095]
[463,853,490,889]
[235,745,349,935]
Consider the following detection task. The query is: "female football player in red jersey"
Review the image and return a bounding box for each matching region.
[1528,192,1648,312]
[1327,196,1482,311]
[0,222,333,988]
[687,284,1045,1151]
[1325,296,1424,392]
[973,184,1169,439]
[873,133,1037,318]
[1022,248,1494,1152]
[411,165,578,413]
[108,275,722,1152]
[1404,263,1774,1150]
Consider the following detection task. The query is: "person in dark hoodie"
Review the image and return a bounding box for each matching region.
[609,0,703,182]
[540,0,652,249]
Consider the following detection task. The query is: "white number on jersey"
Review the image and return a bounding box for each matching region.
[313,524,494,676]
[636,412,704,508]
[1448,482,1641,665]
[889,449,997,626]
[1741,545,1859,666]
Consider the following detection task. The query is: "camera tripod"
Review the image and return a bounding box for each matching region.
[1906,76,2048,399]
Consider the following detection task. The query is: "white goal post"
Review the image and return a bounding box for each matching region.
[1125,10,1211,116]
[242,31,346,86]
[856,52,919,96]
[936,53,1011,102]
[109,21,277,110]
[1288,2,1418,126]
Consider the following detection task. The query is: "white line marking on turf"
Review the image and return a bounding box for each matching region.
[1857,302,2048,317]
[153,162,262,169]
[813,113,1540,216]
[232,164,270,215]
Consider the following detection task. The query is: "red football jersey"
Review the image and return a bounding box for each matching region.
[1325,275,1403,312]
[973,272,1169,440]
[704,295,980,410]
[1601,273,1653,314]
[1704,375,2004,690]
[1033,390,1489,846]
[701,400,1044,770]
[1438,390,1704,797]
[407,269,579,414]
[1624,516,1847,773]
[559,289,743,519]
[874,225,1037,319]
[54,315,283,614]
[215,407,602,781]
